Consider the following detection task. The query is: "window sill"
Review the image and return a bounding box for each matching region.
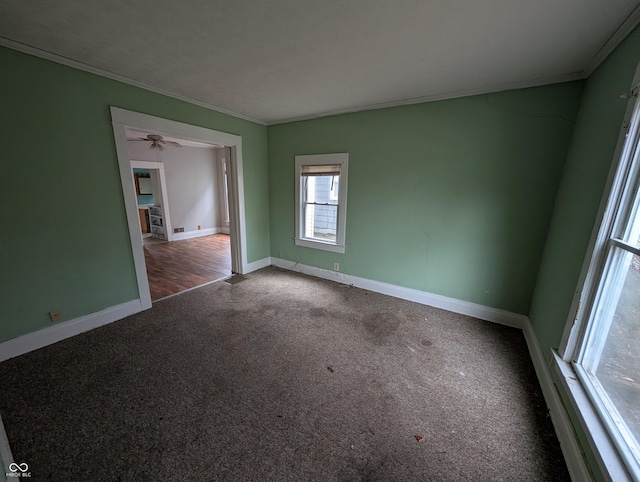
[552,351,634,482]
[295,238,345,254]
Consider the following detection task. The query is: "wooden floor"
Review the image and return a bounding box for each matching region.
[144,234,231,301]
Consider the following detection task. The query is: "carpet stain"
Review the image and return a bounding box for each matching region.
[310,307,330,318]
[247,328,275,344]
[421,339,433,346]
[215,308,242,321]
[361,312,400,345]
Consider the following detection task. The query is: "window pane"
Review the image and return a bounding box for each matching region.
[304,203,337,242]
[584,247,640,455]
[620,187,640,248]
[619,146,640,248]
[329,176,339,201]
[304,175,339,205]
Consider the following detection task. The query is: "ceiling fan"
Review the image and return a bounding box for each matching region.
[131,134,182,151]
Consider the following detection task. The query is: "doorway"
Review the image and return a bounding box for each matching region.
[130,159,172,243]
[111,107,248,310]
[128,142,233,301]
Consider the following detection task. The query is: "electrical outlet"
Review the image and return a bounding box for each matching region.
[197,225,201,230]
[49,310,62,322]
[333,263,340,271]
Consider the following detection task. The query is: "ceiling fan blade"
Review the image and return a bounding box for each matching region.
[163,140,182,147]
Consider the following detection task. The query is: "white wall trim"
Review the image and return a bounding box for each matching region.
[0,256,268,362]
[522,319,594,482]
[0,300,141,363]
[4,8,640,131]
[111,107,245,152]
[268,72,584,126]
[130,160,161,170]
[583,4,640,78]
[270,258,526,328]
[244,257,272,274]
[0,38,266,126]
[1,37,582,128]
[171,227,227,241]
[228,144,248,274]
[113,122,153,310]
[267,4,640,128]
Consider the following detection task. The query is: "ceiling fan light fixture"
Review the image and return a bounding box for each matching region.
[148,141,165,151]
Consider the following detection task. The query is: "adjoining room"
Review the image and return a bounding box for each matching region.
[127,131,233,300]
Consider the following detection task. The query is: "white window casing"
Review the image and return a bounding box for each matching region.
[294,153,348,254]
[556,72,640,482]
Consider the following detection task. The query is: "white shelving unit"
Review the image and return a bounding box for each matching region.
[149,206,165,240]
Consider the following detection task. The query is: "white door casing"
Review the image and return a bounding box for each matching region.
[111,107,247,310]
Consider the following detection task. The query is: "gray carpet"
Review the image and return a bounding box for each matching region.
[0,267,569,481]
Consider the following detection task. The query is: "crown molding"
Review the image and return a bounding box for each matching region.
[0,37,267,126]
[583,4,640,77]
[5,2,640,130]
[267,72,584,126]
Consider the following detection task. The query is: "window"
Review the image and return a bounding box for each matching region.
[562,81,640,480]
[295,153,348,253]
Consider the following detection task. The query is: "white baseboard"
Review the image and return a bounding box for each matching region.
[0,300,142,362]
[270,258,527,328]
[522,319,592,482]
[243,257,272,274]
[171,227,224,241]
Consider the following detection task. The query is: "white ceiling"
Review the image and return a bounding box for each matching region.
[2,0,640,125]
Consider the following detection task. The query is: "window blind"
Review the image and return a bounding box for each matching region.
[300,164,341,176]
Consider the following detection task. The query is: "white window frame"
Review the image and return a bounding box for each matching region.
[555,71,640,482]
[294,153,348,254]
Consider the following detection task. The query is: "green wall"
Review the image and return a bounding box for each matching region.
[0,47,269,344]
[529,26,640,358]
[527,25,640,482]
[268,83,583,314]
